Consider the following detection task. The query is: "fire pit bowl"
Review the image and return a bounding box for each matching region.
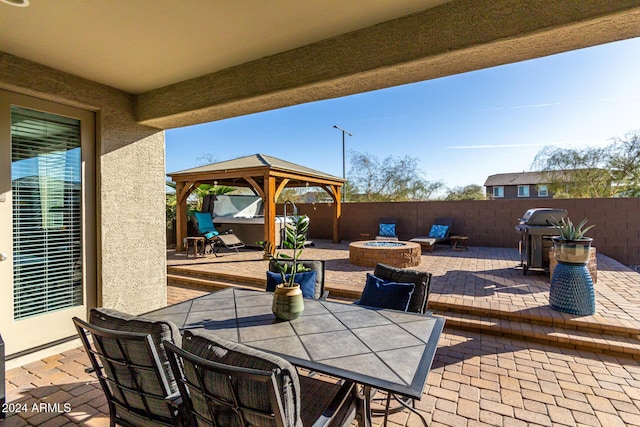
[349,240,421,268]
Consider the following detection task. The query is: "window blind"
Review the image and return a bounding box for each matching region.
[11,107,83,320]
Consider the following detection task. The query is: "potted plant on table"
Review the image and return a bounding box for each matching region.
[552,217,595,264]
[259,215,310,320]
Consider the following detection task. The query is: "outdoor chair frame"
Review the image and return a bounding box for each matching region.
[164,331,358,427]
[193,211,245,256]
[366,263,433,426]
[73,317,184,427]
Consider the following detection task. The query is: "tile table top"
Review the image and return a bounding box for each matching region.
[146,287,444,398]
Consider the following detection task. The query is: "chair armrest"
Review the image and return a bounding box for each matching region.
[165,391,183,409]
[311,381,356,427]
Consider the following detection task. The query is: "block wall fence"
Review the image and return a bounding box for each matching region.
[295,198,640,266]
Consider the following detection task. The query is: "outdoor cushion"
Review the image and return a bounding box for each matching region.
[204,230,219,239]
[374,263,432,314]
[266,270,318,299]
[194,211,217,234]
[427,224,449,239]
[269,260,326,300]
[89,308,183,424]
[378,223,396,237]
[89,308,182,379]
[181,330,301,427]
[357,273,415,311]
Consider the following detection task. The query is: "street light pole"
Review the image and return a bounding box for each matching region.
[333,125,352,202]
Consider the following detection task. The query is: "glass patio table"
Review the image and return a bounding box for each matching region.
[145,287,444,426]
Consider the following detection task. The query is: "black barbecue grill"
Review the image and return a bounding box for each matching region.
[516,208,567,274]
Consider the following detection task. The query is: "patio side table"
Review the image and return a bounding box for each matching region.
[450,235,468,251]
[184,236,205,257]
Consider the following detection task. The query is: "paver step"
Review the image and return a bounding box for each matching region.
[167,273,358,304]
[167,266,363,300]
[428,296,640,339]
[167,273,263,291]
[438,310,640,359]
[168,265,265,287]
[167,267,640,357]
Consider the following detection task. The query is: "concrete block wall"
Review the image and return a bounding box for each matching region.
[297,198,640,265]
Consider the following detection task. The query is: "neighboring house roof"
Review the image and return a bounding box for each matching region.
[485,169,611,187]
[169,153,343,183]
[484,171,549,187]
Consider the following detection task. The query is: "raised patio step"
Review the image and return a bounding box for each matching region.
[428,296,640,339]
[167,266,364,300]
[438,310,640,359]
[166,267,640,357]
[168,265,265,288]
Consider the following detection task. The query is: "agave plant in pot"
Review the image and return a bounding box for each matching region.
[552,217,595,264]
[259,215,310,321]
[549,216,596,315]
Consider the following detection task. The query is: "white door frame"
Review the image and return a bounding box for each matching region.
[0,89,96,357]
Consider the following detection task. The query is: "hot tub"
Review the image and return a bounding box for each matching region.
[349,240,421,268]
[213,216,292,247]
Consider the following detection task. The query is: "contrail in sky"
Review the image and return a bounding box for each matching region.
[448,143,546,149]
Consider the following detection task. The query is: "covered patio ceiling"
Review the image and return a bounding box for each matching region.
[168,154,345,249]
[2,1,640,130]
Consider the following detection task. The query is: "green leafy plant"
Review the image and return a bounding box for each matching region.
[554,217,595,240]
[258,215,310,287]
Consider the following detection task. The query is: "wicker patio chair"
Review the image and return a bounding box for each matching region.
[73,308,187,427]
[357,263,434,426]
[267,259,329,300]
[164,329,358,427]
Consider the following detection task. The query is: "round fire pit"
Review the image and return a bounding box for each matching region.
[349,240,421,268]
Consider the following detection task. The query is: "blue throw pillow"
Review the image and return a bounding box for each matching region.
[379,223,396,237]
[427,224,449,239]
[266,270,318,299]
[357,273,415,311]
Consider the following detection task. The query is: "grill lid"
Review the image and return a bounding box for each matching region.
[519,208,567,226]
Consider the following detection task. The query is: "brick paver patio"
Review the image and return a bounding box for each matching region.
[4,242,640,426]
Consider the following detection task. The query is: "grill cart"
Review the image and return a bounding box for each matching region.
[515,208,567,274]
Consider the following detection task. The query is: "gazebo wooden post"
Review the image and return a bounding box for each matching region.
[175,181,187,251]
[264,175,277,245]
[332,185,341,243]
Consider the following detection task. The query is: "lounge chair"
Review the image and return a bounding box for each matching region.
[193,211,245,255]
[164,330,358,427]
[375,217,399,240]
[410,217,454,251]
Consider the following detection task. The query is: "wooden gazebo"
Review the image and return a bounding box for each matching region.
[168,154,345,251]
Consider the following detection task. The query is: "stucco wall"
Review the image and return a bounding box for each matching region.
[297,198,640,266]
[1,53,167,314]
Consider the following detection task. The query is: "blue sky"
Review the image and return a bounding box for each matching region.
[166,37,640,191]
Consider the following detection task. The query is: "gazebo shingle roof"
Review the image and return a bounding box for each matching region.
[169,154,344,183]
